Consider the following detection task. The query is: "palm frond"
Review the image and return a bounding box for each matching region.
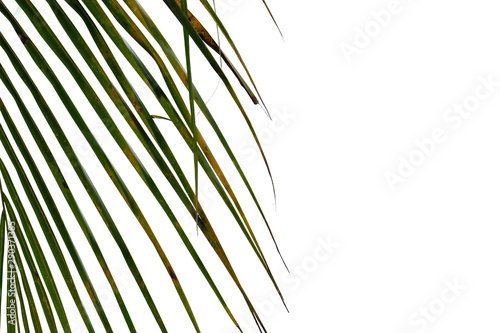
[0,0,285,332]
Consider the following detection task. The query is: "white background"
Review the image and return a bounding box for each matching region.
[1,0,500,332]
[215,0,500,332]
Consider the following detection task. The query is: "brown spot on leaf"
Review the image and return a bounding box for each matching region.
[16,31,30,45]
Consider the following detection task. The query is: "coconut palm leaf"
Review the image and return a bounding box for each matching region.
[0,1,285,332]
